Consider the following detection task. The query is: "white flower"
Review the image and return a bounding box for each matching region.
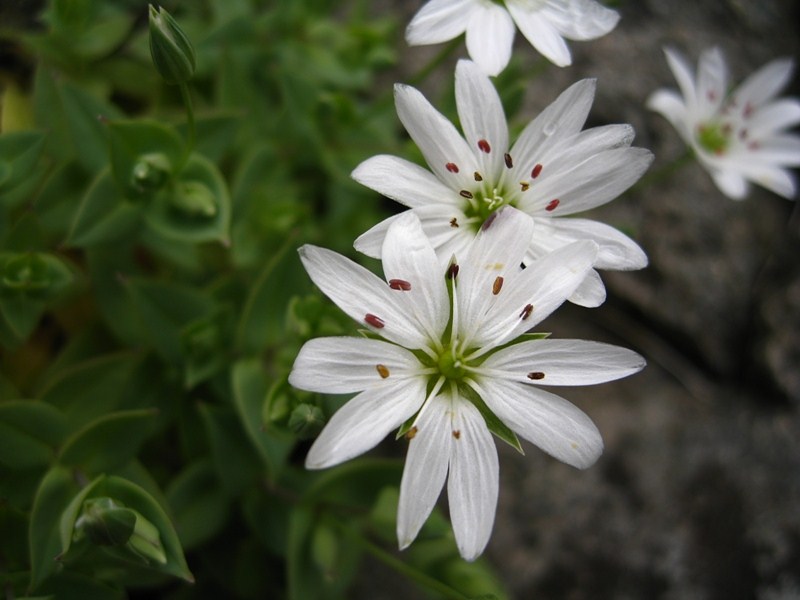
[406,0,620,75]
[647,47,800,200]
[353,59,651,308]
[289,208,645,561]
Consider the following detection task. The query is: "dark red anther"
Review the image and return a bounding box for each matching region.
[447,263,459,280]
[477,139,491,153]
[364,313,385,328]
[527,371,545,380]
[531,163,543,179]
[481,211,499,231]
[446,162,460,173]
[519,303,533,320]
[460,190,474,199]
[504,153,513,168]
[389,279,412,291]
[545,199,560,212]
[452,430,461,439]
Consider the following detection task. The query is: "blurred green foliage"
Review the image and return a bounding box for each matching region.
[0,0,511,598]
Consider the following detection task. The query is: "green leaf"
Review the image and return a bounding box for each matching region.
[303,458,404,511]
[31,571,124,600]
[33,162,90,239]
[28,466,79,590]
[57,409,159,474]
[0,401,68,469]
[165,460,229,550]
[58,81,121,172]
[107,119,184,200]
[145,154,231,244]
[197,403,261,495]
[0,130,46,194]
[231,359,294,481]
[65,170,142,248]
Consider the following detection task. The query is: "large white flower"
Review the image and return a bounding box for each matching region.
[406,0,620,75]
[289,208,645,561]
[353,59,651,308]
[647,47,800,200]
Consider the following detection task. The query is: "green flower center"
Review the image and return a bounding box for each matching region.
[696,122,730,155]
[436,346,468,381]
[462,186,516,231]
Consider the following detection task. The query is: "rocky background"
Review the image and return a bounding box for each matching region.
[357,0,800,598]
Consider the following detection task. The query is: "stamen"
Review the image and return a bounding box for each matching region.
[492,276,503,295]
[452,430,461,439]
[519,303,533,320]
[481,211,498,231]
[460,190,474,199]
[504,153,513,168]
[364,313,385,328]
[450,217,459,228]
[447,263,459,280]
[388,279,411,291]
[531,164,543,179]
[743,102,754,119]
[477,139,491,153]
[747,141,760,151]
[545,199,560,212]
[376,364,390,378]
[474,171,483,182]
[527,371,545,380]
[520,182,530,192]
[405,426,418,440]
[446,162,460,173]
[707,89,717,102]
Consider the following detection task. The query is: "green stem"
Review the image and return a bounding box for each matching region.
[630,148,693,192]
[178,82,196,166]
[409,37,463,87]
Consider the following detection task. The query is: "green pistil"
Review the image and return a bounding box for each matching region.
[696,122,730,155]
[437,349,467,381]
[463,187,514,231]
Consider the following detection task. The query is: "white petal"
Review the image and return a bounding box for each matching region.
[662,47,698,111]
[734,58,795,108]
[457,207,535,345]
[455,59,509,179]
[748,135,800,167]
[381,213,450,342]
[530,218,648,271]
[696,47,727,118]
[297,245,428,349]
[567,268,606,307]
[471,240,598,348]
[480,338,646,386]
[646,89,692,142]
[406,0,474,45]
[289,337,423,394]
[511,79,596,164]
[710,167,750,200]
[394,83,479,189]
[397,394,451,550]
[354,213,403,259]
[539,0,620,40]
[506,3,572,67]
[518,147,653,215]
[464,3,515,77]
[472,377,603,469]
[738,163,797,199]
[305,377,428,469]
[447,395,498,561]
[351,154,461,207]
[748,100,800,137]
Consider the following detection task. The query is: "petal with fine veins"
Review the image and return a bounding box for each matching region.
[352,155,461,207]
[539,0,619,40]
[305,377,428,469]
[507,4,572,67]
[455,59,509,178]
[663,47,698,112]
[405,0,474,45]
[289,337,423,394]
[481,339,646,386]
[447,395,498,561]
[395,83,478,189]
[464,2,516,77]
[397,393,451,550]
[473,377,603,469]
[734,58,794,108]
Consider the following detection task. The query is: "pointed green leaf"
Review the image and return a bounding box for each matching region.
[0,401,68,469]
[0,130,46,194]
[58,81,121,172]
[165,460,229,550]
[57,409,159,474]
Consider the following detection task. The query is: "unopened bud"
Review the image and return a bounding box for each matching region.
[1,253,51,292]
[170,181,218,218]
[288,404,325,439]
[131,152,172,194]
[74,497,136,547]
[148,5,195,85]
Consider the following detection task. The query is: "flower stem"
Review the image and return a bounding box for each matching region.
[178,82,196,167]
[409,37,463,87]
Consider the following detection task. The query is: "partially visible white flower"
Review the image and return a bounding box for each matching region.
[353,59,651,308]
[647,47,800,200]
[406,0,620,75]
[289,208,645,561]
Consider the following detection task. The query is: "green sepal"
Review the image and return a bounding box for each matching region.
[288,403,325,439]
[148,5,196,86]
[395,415,416,440]
[72,497,136,547]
